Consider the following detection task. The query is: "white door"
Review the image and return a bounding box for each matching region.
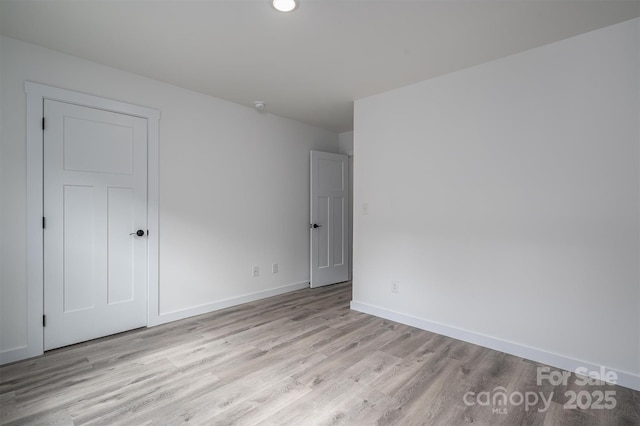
[310,151,349,287]
[43,99,148,350]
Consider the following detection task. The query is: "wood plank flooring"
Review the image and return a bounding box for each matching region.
[1,282,638,425]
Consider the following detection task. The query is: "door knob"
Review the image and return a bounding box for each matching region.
[130,229,145,237]
[311,224,322,229]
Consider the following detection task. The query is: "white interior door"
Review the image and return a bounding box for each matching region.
[44,99,148,350]
[310,151,349,288]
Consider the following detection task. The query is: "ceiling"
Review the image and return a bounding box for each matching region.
[1,0,638,133]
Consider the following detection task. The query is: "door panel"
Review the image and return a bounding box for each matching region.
[63,185,96,312]
[310,151,349,287]
[332,197,345,265]
[63,116,134,174]
[44,99,148,350]
[107,187,135,304]
[317,196,330,268]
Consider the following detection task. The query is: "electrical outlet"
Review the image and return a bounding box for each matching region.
[272,263,278,274]
[252,266,259,277]
[391,280,400,293]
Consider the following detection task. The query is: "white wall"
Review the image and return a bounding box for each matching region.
[339,131,354,157]
[0,36,338,355]
[353,18,640,389]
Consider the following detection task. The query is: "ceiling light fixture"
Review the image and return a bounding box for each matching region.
[254,101,266,110]
[272,0,298,12]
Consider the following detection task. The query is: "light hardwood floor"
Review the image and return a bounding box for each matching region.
[1,282,638,425]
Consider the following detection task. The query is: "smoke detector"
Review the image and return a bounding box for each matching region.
[254,101,266,110]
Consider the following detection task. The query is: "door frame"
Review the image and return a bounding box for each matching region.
[22,81,161,361]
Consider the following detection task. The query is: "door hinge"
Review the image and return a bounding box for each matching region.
[43,315,46,327]
[147,229,149,236]
[42,117,45,130]
[42,217,46,229]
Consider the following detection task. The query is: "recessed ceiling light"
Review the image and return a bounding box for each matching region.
[272,0,298,12]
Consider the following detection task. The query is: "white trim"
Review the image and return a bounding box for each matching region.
[350,300,640,392]
[156,281,310,325]
[146,107,161,327]
[25,82,161,121]
[1,88,48,365]
[0,345,30,365]
[5,81,161,365]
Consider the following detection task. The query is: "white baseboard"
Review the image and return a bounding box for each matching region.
[350,300,640,392]
[155,281,310,325]
[0,345,29,366]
